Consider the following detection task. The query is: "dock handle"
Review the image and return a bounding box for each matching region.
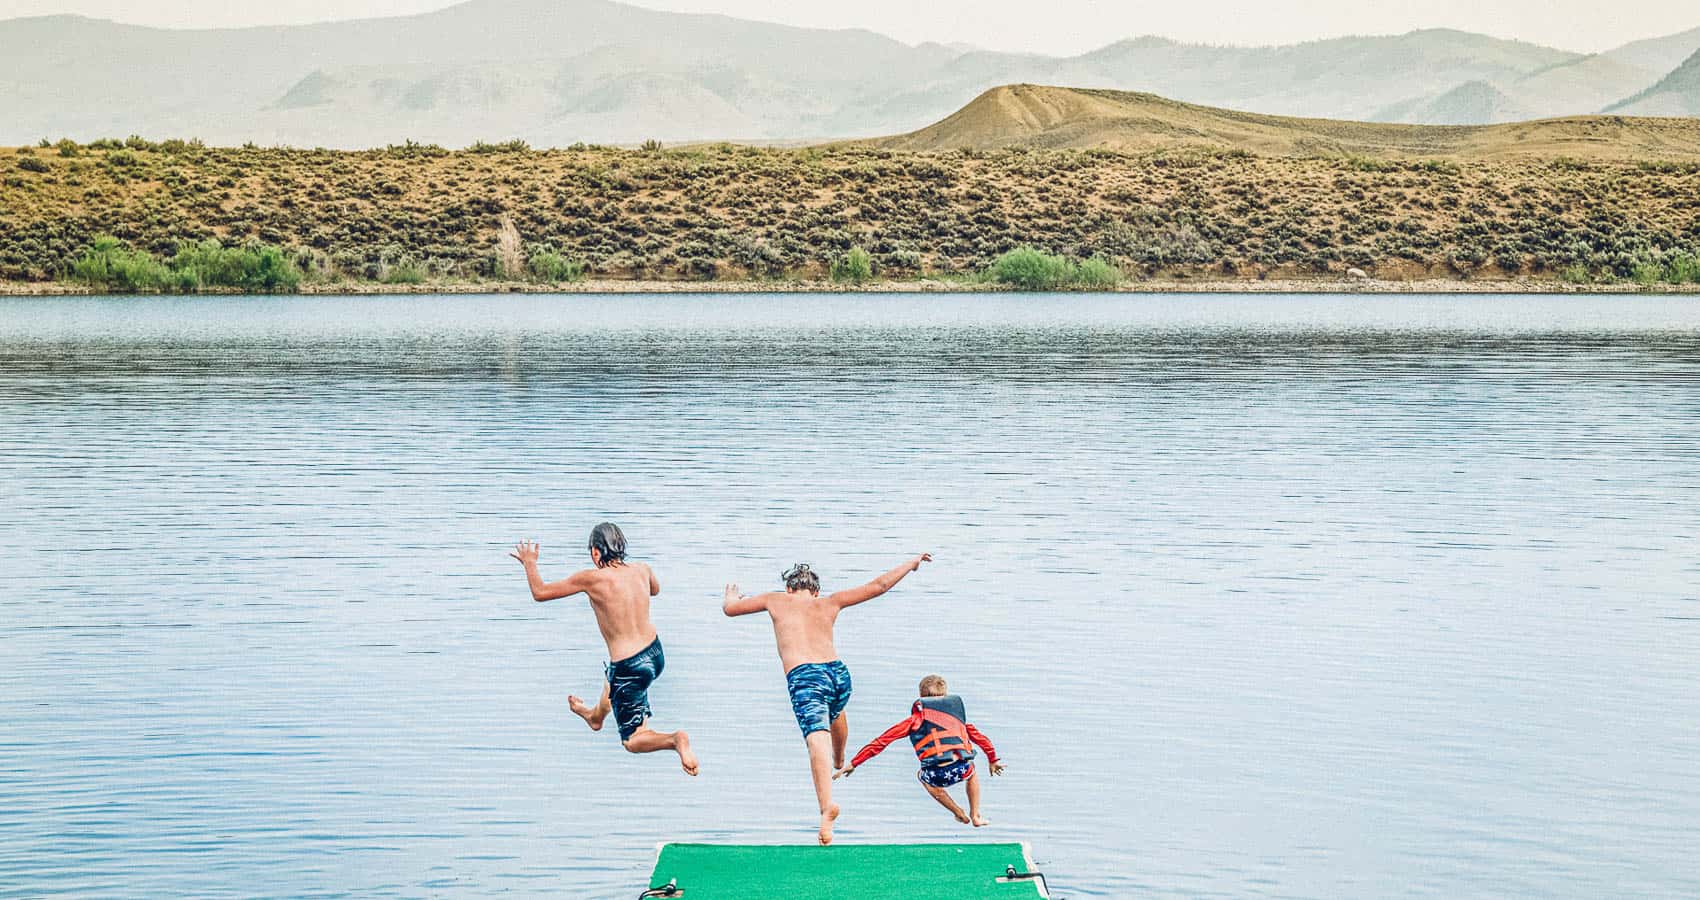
[639,879,682,898]
[1003,864,1051,896]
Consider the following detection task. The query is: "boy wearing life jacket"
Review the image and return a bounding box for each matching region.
[833,674,1004,826]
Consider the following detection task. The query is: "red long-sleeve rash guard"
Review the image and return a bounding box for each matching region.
[850,697,999,769]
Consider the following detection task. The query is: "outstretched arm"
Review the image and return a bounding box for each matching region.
[835,714,919,778]
[966,723,1004,773]
[830,553,932,609]
[510,541,592,602]
[722,584,773,617]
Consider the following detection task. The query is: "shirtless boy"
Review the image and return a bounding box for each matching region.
[722,553,931,844]
[511,522,698,776]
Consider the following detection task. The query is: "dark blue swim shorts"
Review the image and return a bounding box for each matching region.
[605,637,664,741]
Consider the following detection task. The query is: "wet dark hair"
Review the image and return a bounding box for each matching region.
[783,563,820,594]
[588,522,627,566]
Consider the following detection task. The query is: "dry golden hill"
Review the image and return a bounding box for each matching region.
[872,84,1700,160]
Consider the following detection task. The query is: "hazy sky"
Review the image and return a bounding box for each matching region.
[1,0,1694,55]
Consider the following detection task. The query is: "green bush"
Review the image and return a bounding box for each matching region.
[528,249,587,282]
[1637,160,1700,176]
[69,236,174,291]
[70,236,301,293]
[383,140,449,158]
[242,245,304,292]
[830,246,873,283]
[1620,252,1700,286]
[984,248,1126,290]
[986,247,1076,290]
[382,260,427,284]
[469,139,530,154]
[16,156,49,173]
[170,240,303,292]
[1559,264,1592,284]
[1074,256,1122,288]
[159,138,204,155]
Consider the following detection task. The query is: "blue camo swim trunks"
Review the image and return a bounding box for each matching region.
[785,660,852,737]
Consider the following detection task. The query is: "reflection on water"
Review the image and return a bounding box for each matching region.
[2,294,1698,898]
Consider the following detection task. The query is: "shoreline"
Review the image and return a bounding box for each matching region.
[5,278,1698,297]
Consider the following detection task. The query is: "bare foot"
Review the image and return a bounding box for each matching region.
[676,730,699,776]
[971,814,990,827]
[817,804,840,845]
[568,695,605,731]
[953,809,970,824]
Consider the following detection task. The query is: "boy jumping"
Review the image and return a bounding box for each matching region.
[511,522,698,776]
[834,674,1004,827]
[722,553,931,845]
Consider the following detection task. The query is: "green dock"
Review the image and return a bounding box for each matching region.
[641,842,1050,899]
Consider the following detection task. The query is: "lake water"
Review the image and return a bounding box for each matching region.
[1,293,1697,898]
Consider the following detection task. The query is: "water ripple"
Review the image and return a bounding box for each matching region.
[1,294,1698,898]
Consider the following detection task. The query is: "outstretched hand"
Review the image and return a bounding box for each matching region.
[833,765,855,780]
[510,541,540,566]
[724,583,741,604]
[912,552,933,570]
[990,762,1007,776]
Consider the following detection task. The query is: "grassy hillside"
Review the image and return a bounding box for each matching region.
[3,136,1698,290]
[874,85,1700,160]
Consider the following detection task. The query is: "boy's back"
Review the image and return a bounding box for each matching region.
[511,524,695,775]
[762,588,844,672]
[580,561,660,662]
[723,554,932,844]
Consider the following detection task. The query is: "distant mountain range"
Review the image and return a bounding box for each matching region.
[1609,47,1700,115]
[1,0,1697,147]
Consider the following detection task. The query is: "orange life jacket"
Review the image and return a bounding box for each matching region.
[908,694,976,767]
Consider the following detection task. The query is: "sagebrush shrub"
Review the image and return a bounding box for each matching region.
[70,236,301,293]
[830,246,873,283]
[528,249,586,282]
[987,247,1075,290]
